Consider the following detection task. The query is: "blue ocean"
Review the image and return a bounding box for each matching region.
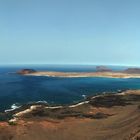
[0,64,140,112]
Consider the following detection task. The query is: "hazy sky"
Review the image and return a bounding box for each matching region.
[0,0,140,65]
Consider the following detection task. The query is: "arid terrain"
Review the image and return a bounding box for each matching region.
[0,90,140,140]
[17,67,140,78]
[25,71,140,78]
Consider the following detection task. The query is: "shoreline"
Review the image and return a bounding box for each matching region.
[2,89,139,121]
[0,89,140,140]
[24,71,140,78]
[3,90,121,114]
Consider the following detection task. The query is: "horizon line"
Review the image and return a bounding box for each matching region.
[0,63,140,67]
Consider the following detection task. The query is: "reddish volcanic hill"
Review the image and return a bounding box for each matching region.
[123,68,140,74]
[17,69,36,74]
[96,66,112,72]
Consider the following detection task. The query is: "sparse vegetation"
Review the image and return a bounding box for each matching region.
[8,121,17,126]
[89,95,131,107]
[136,136,140,140]
[138,105,140,109]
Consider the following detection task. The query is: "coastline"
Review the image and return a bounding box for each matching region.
[24,71,140,78]
[3,89,140,120]
[0,89,140,140]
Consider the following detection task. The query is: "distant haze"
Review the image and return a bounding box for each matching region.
[0,0,140,66]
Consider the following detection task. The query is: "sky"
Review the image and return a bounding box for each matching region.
[0,0,140,66]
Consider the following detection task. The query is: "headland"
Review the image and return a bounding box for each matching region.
[0,89,140,140]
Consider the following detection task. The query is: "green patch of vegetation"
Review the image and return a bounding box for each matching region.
[83,113,111,119]
[8,121,17,126]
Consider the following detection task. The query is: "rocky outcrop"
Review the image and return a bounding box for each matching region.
[17,69,36,75]
[96,66,112,72]
[124,68,140,74]
[0,90,140,140]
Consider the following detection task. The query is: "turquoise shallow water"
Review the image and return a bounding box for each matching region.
[0,65,140,112]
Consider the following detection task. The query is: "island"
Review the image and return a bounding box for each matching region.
[0,90,140,140]
[17,67,140,78]
[96,66,112,72]
[17,69,36,74]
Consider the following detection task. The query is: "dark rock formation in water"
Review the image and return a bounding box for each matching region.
[96,66,112,72]
[124,68,140,74]
[17,69,36,74]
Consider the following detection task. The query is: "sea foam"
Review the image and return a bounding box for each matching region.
[36,100,48,104]
[5,103,21,112]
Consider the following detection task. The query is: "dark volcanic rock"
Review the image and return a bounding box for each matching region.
[96,66,112,72]
[17,69,36,74]
[89,95,131,108]
[124,68,140,74]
